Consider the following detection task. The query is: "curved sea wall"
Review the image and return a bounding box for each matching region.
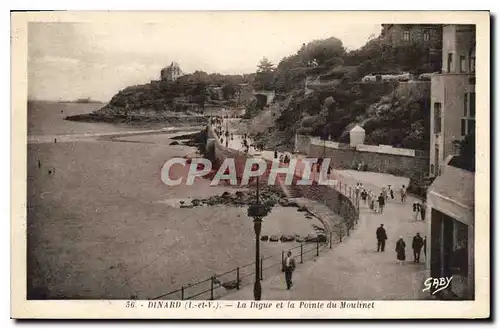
[206,125,358,235]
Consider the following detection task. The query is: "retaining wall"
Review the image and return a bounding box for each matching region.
[297,134,429,177]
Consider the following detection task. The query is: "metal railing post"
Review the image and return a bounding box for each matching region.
[210,276,214,300]
[260,257,263,281]
[316,239,319,256]
[236,267,240,290]
[330,232,333,249]
[181,286,184,300]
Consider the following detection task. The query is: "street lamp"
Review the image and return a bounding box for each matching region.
[247,160,269,301]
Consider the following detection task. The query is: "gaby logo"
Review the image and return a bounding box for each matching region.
[422,277,453,295]
[160,157,336,186]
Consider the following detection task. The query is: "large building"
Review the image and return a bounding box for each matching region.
[161,62,183,82]
[424,24,476,301]
[429,25,476,176]
[381,24,442,50]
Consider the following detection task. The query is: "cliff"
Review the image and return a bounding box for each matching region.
[66,70,253,125]
[247,33,438,151]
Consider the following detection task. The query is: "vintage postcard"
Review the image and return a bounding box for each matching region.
[11,11,490,319]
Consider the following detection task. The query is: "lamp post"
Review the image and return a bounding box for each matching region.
[247,160,268,301]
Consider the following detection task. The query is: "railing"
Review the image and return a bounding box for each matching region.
[151,179,361,301]
[147,124,360,301]
[151,233,342,301]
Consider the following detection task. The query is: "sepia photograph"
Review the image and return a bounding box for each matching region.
[11,10,490,319]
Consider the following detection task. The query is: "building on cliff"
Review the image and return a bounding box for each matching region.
[381,24,442,51]
[161,62,183,82]
[429,24,475,177]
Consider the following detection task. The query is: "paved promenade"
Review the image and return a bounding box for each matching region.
[217,120,429,300]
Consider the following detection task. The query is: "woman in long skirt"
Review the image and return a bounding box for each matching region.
[395,237,406,265]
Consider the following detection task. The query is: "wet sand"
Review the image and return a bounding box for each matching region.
[27,132,322,299]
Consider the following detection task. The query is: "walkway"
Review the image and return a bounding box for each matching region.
[216,119,429,300]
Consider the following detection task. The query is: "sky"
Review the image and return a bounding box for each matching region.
[28,12,382,102]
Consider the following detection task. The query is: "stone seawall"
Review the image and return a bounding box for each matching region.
[207,125,358,236]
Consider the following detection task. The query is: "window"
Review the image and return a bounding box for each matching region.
[434,146,440,175]
[423,29,430,41]
[464,93,468,116]
[434,102,442,133]
[467,119,475,135]
[469,50,475,73]
[447,53,453,72]
[403,30,410,41]
[470,92,475,117]
[461,119,466,136]
[460,56,467,73]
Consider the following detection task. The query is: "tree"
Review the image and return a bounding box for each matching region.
[298,37,346,67]
[254,58,276,91]
[257,57,275,73]
[222,83,237,100]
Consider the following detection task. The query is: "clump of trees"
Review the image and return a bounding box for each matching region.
[256,33,439,150]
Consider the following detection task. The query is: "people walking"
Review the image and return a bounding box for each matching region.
[377,192,385,214]
[274,150,278,159]
[412,201,420,221]
[389,185,394,200]
[376,224,387,252]
[282,251,296,290]
[37,159,41,169]
[412,233,424,263]
[395,236,406,265]
[420,201,426,221]
[400,185,407,203]
[355,183,361,203]
[361,188,368,205]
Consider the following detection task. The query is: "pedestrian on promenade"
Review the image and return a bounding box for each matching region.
[370,192,377,212]
[361,188,368,204]
[274,150,278,159]
[376,224,387,252]
[327,165,332,177]
[377,192,385,214]
[37,159,41,169]
[389,185,394,200]
[382,187,388,202]
[355,183,361,201]
[412,233,424,263]
[412,201,420,221]
[420,201,426,221]
[400,185,407,203]
[282,251,296,290]
[395,236,406,265]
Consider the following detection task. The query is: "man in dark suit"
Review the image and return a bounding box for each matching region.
[283,251,296,290]
[412,233,424,263]
[376,224,387,252]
